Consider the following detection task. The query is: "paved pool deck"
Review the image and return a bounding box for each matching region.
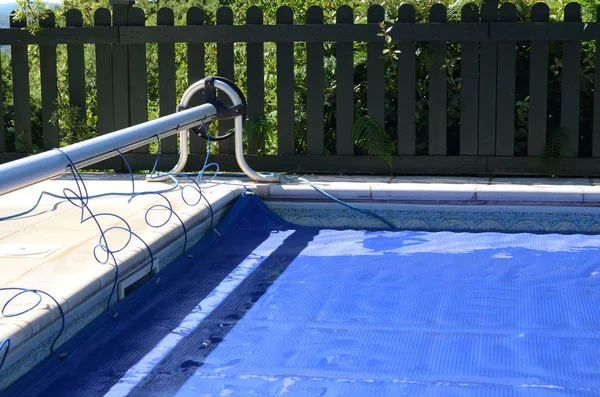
[1,173,600,389]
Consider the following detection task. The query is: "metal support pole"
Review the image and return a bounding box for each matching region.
[148,78,279,184]
[0,104,217,197]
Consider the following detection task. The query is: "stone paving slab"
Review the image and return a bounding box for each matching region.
[0,176,243,389]
[256,175,597,204]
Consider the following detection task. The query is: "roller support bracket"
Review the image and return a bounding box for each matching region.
[182,76,247,142]
[146,76,279,184]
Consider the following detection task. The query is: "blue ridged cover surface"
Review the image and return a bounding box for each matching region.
[4,193,600,396]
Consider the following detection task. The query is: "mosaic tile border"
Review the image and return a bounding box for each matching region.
[266,202,600,233]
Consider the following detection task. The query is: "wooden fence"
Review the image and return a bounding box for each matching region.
[1,0,600,176]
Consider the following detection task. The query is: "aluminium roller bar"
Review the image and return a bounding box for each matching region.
[0,77,278,197]
[0,104,217,197]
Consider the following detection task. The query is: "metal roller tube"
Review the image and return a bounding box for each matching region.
[0,104,217,197]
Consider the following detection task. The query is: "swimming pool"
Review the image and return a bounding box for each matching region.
[3,191,599,396]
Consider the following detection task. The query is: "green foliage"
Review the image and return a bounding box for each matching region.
[514,96,529,156]
[6,126,40,153]
[245,114,278,155]
[1,0,599,173]
[60,0,110,25]
[353,115,394,167]
[50,102,96,147]
[447,0,482,21]
[12,0,49,34]
[545,127,570,178]
[7,0,102,153]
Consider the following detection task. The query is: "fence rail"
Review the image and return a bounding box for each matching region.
[7,23,600,46]
[1,1,599,176]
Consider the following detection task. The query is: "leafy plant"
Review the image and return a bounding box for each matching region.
[7,126,40,154]
[352,115,394,167]
[544,127,569,178]
[12,0,50,34]
[378,22,399,80]
[1,0,599,175]
[514,96,529,156]
[50,103,96,147]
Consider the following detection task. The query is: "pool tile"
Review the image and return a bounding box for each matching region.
[490,177,592,186]
[476,184,584,202]
[581,185,600,203]
[391,176,489,185]
[268,182,372,200]
[300,174,392,183]
[371,183,478,201]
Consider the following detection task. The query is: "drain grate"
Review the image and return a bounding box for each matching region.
[117,259,161,300]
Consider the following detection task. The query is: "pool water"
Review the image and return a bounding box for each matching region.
[4,193,600,396]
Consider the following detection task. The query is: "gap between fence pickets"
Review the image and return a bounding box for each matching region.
[0,203,233,391]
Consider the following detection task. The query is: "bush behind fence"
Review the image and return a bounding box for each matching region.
[1,0,600,176]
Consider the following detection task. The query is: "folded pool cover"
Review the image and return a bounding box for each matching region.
[5,193,600,396]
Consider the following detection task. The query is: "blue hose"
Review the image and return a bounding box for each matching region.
[0,134,223,373]
[0,128,395,375]
[276,174,395,229]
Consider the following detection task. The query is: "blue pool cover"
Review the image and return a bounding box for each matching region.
[4,193,600,396]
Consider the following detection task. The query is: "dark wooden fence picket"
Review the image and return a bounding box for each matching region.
[428,4,447,156]
[561,2,582,158]
[157,7,177,154]
[335,5,354,156]
[216,6,235,155]
[275,6,295,155]
[495,3,518,156]
[39,11,58,150]
[527,3,549,157]
[186,7,206,155]
[367,5,385,130]
[111,3,130,132]
[245,6,264,154]
[478,0,498,156]
[459,3,479,155]
[396,4,416,156]
[306,6,325,155]
[9,13,31,151]
[129,7,148,152]
[66,9,86,124]
[95,8,114,136]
